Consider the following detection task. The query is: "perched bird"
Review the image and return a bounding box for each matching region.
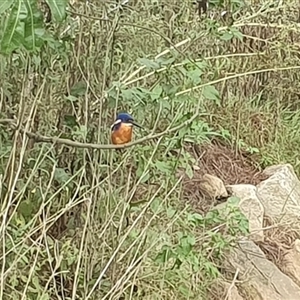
[111,112,142,145]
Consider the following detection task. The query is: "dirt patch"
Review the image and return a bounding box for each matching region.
[181,139,268,213]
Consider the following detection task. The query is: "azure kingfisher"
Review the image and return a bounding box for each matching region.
[111,112,142,145]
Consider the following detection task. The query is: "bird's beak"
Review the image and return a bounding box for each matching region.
[131,121,143,129]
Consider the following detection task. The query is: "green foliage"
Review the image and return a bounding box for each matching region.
[152,197,248,297]
[1,0,299,299]
[45,0,68,22]
[0,0,67,54]
[155,200,248,268]
[0,0,14,15]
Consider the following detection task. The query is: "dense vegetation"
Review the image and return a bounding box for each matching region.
[1,0,300,299]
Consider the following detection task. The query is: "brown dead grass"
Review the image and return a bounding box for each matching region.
[181,139,268,213]
[257,216,300,269]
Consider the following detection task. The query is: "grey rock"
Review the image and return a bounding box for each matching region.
[199,174,228,199]
[257,164,300,220]
[226,239,300,300]
[224,184,265,242]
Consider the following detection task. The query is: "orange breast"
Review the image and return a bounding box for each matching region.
[111,123,133,145]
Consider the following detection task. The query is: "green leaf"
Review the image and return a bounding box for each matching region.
[186,235,196,246]
[187,68,202,84]
[39,294,50,300]
[185,164,194,179]
[166,207,176,219]
[73,125,88,139]
[139,172,150,183]
[203,261,220,279]
[155,161,173,173]
[70,81,87,96]
[63,114,78,128]
[0,0,23,54]
[220,32,233,41]
[23,0,44,51]
[128,228,140,239]
[54,168,71,184]
[32,275,40,291]
[231,28,244,41]
[187,213,204,224]
[137,57,160,69]
[157,55,176,66]
[162,83,179,97]
[179,285,193,297]
[45,0,68,22]
[121,89,133,100]
[202,85,220,104]
[0,0,14,14]
[179,236,193,254]
[154,247,175,264]
[0,0,46,54]
[23,0,35,49]
[18,200,35,218]
[9,274,19,288]
[65,95,78,102]
[150,85,163,101]
[227,196,240,206]
[150,198,163,214]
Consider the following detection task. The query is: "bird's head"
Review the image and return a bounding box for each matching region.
[111,112,142,131]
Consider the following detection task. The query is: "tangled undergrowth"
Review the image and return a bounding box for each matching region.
[1,0,300,299]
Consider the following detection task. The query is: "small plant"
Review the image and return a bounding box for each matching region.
[153,197,249,297]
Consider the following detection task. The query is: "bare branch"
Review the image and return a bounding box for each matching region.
[0,115,198,150]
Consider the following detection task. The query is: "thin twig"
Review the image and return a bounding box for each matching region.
[225,268,240,300]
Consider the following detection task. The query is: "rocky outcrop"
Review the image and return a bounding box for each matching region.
[226,184,264,242]
[226,240,300,300]
[257,164,300,221]
[201,164,300,300]
[282,239,300,287]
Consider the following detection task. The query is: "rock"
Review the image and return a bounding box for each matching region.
[199,174,228,200]
[257,164,300,220]
[225,239,300,300]
[282,239,300,286]
[295,239,300,252]
[226,184,264,242]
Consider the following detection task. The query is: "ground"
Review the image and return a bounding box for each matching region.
[1,0,300,299]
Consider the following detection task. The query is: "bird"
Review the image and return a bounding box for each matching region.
[111,112,142,145]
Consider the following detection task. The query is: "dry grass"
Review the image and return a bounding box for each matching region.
[257,216,300,267]
[1,0,300,299]
[181,140,268,213]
